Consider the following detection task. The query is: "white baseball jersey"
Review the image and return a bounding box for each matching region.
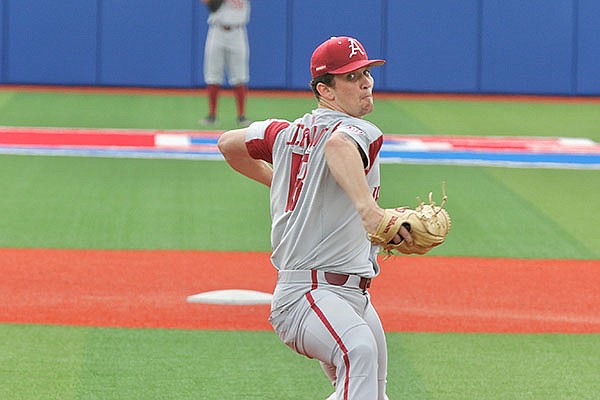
[246,108,384,278]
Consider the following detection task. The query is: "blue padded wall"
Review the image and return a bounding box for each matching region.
[576,0,600,95]
[99,0,196,87]
[480,0,575,95]
[1,0,600,95]
[5,0,97,85]
[0,1,4,81]
[386,0,480,93]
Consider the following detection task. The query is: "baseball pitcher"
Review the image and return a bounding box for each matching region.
[218,36,450,400]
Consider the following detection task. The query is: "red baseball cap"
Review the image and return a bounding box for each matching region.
[310,36,385,78]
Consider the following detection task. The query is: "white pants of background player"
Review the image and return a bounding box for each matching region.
[270,271,388,400]
[203,25,249,86]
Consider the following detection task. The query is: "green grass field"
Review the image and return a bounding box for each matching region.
[2,324,599,400]
[1,88,599,399]
[0,156,598,258]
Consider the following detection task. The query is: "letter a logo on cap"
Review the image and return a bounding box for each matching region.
[310,36,385,78]
[347,38,365,58]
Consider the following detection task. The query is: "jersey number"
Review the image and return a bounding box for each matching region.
[285,152,309,212]
[285,153,379,211]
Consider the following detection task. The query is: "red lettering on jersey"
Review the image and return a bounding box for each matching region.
[287,124,332,149]
[286,153,306,212]
[310,126,329,147]
[286,124,303,146]
[300,127,311,148]
[284,121,344,212]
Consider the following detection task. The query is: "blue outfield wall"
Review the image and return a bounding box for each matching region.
[5,0,98,85]
[1,0,599,96]
[99,1,197,87]
[480,1,575,95]
[385,0,481,93]
[577,0,600,95]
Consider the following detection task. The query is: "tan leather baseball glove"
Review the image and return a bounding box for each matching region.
[368,188,451,256]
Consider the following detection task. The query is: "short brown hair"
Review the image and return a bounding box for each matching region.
[309,73,336,99]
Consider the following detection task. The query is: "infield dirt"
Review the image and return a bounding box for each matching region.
[1,248,598,333]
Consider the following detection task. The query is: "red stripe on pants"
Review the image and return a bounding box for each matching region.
[306,291,350,400]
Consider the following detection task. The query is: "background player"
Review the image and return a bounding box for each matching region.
[200,0,251,127]
[218,36,412,399]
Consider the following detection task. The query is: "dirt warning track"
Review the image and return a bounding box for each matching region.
[1,248,598,333]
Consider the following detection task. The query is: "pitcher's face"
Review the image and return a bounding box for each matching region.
[331,67,375,118]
